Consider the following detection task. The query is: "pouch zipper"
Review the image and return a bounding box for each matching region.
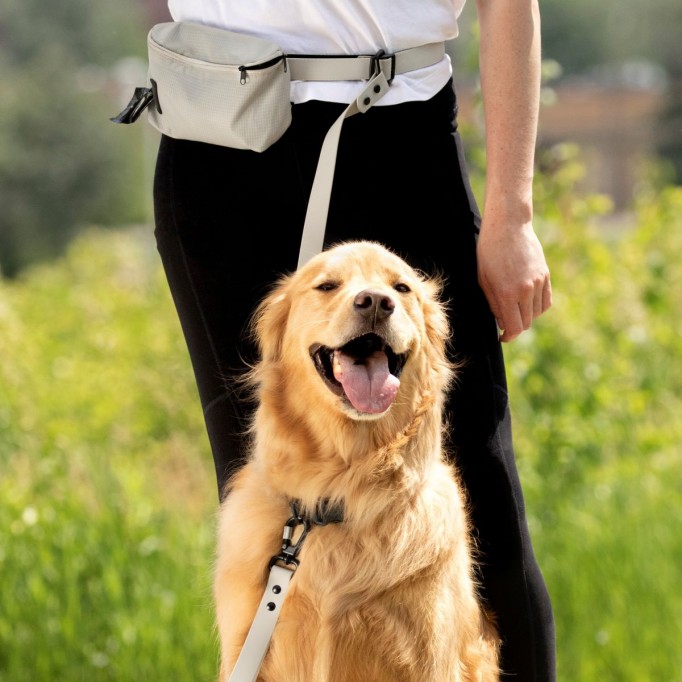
[239,54,287,84]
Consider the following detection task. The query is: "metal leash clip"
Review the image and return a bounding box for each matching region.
[269,508,310,570]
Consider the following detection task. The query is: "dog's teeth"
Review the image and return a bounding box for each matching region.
[332,351,342,378]
[315,351,325,371]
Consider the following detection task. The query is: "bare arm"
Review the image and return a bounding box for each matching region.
[475,0,552,342]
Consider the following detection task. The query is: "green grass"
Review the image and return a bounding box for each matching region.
[508,164,682,680]
[1,163,681,679]
[0,228,218,681]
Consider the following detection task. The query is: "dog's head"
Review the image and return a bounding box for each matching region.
[252,242,451,422]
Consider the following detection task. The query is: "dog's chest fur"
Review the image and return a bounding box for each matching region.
[221,458,484,682]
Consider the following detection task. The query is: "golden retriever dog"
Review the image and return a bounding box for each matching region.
[214,241,499,681]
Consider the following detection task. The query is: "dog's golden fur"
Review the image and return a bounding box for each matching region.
[214,241,499,681]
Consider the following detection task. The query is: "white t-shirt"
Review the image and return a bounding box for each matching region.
[167,1,466,105]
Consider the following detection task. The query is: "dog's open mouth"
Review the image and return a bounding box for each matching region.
[310,333,408,414]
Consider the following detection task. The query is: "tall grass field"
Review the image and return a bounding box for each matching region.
[1,156,681,680]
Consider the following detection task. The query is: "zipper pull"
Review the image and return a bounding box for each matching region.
[239,66,248,85]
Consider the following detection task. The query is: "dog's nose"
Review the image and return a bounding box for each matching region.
[353,289,395,320]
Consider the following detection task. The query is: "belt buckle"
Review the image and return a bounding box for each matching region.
[370,49,396,84]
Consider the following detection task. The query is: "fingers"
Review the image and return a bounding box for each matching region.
[496,275,552,343]
[542,276,553,312]
[531,273,552,321]
[533,279,544,318]
[475,222,553,343]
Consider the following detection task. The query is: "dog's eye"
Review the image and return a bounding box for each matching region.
[315,281,339,292]
[394,283,411,294]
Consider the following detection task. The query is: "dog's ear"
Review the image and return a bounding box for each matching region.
[421,275,451,366]
[424,277,450,347]
[252,275,292,363]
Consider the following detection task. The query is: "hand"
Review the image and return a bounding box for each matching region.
[476,219,552,343]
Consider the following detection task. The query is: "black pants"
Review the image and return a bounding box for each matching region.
[153,80,556,681]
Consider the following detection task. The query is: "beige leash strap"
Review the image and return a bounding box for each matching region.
[226,563,296,682]
[226,508,311,682]
[225,500,344,682]
[295,43,445,268]
[297,70,389,268]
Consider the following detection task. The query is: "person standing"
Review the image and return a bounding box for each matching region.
[152,1,555,678]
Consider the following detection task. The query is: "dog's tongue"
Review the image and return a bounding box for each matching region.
[332,350,400,413]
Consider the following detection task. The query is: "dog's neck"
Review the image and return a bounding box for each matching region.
[253,386,444,524]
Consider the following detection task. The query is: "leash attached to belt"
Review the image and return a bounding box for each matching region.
[226,499,344,682]
[112,41,445,269]
[288,44,445,268]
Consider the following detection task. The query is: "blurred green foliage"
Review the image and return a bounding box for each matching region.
[0,228,218,680]
[0,0,149,277]
[453,0,682,79]
[511,149,682,679]
[539,0,682,79]
[1,146,681,679]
